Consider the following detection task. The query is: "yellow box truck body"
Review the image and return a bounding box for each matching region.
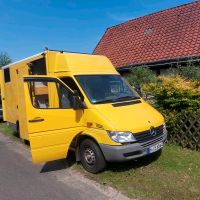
[1,50,167,173]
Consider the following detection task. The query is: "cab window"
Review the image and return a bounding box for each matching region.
[75,75,140,104]
[26,78,73,109]
[60,77,84,101]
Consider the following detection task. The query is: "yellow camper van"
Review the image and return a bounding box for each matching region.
[1,50,167,173]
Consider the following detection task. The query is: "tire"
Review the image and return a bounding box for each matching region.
[15,121,20,138]
[79,139,106,174]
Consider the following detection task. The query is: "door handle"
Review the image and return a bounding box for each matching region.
[29,117,44,123]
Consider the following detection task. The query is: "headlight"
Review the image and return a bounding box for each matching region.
[107,131,136,143]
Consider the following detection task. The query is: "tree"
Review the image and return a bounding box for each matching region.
[179,66,200,82]
[166,61,200,82]
[0,52,12,67]
[125,66,157,86]
[125,66,157,96]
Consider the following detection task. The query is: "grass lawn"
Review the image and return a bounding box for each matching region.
[75,145,200,200]
[0,122,199,200]
[0,122,20,140]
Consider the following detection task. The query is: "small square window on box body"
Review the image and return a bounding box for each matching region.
[4,68,11,83]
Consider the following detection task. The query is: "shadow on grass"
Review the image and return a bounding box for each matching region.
[38,149,162,173]
[106,150,162,172]
[38,150,161,174]
[40,150,76,173]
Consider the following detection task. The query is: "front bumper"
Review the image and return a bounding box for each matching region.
[100,132,167,162]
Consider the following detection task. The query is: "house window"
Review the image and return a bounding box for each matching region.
[4,68,11,83]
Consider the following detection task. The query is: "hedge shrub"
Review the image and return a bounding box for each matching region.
[143,75,200,150]
[143,75,200,112]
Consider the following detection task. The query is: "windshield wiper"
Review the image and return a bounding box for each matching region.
[93,96,140,104]
[94,99,116,104]
[115,96,140,101]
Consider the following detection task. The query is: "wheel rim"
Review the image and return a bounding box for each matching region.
[84,147,96,165]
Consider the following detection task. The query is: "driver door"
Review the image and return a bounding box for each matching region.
[20,76,84,163]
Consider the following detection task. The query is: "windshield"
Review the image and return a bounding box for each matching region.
[75,75,140,104]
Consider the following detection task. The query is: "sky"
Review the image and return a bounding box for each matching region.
[0,0,194,61]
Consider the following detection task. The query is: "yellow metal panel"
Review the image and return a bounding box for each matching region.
[81,128,119,146]
[16,66,29,140]
[93,100,164,133]
[30,128,83,163]
[29,128,83,149]
[31,144,68,163]
[0,70,7,121]
[4,83,16,123]
[48,82,59,108]
[46,51,118,75]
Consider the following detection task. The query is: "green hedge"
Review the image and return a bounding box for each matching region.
[142,75,200,151]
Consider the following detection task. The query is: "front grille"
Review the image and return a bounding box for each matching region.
[142,136,163,147]
[134,125,164,143]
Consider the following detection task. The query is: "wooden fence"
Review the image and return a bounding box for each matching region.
[167,112,200,151]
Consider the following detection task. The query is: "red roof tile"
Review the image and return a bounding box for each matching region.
[93,1,200,68]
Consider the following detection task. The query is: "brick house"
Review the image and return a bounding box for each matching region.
[93,1,200,75]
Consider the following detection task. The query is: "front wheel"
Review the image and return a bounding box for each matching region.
[80,139,106,173]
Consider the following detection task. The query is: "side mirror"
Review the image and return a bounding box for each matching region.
[71,90,83,110]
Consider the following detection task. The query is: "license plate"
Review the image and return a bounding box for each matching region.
[147,142,163,154]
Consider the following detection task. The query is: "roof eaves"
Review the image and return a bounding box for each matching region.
[116,56,200,71]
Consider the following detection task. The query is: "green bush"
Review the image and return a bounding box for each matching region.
[166,62,200,82]
[143,75,200,112]
[125,66,157,87]
[180,66,200,81]
[143,75,200,149]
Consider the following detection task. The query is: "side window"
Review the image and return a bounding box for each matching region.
[57,83,72,108]
[27,79,73,109]
[4,68,11,83]
[60,77,84,101]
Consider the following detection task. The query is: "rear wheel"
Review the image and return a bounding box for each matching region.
[15,121,20,138]
[80,139,106,173]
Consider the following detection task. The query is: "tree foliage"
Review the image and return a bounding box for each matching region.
[143,75,200,134]
[0,52,12,67]
[125,66,157,87]
[166,62,200,82]
[143,76,200,112]
[179,65,200,81]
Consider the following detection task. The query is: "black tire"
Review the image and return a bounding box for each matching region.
[15,121,20,138]
[79,139,106,174]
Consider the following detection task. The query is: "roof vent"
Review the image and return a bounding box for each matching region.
[144,27,153,35]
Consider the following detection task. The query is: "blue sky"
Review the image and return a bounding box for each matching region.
[0,0,193,61]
